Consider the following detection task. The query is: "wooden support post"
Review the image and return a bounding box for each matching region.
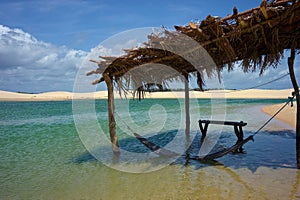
[103,73,120,154]
[288,47,300,168]
[184,74,190,138]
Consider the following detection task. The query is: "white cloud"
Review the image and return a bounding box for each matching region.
[0,24,297,93]
[0,25,151,93]
[0,25,88,92]
[220,63,295,90]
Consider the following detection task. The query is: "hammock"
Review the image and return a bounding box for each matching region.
[134,132,253,161]
[133,91,297,160]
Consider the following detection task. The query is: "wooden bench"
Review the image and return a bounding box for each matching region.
[198,119,247,152]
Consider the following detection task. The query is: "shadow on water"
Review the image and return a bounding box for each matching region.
[72,130,178,164]
[72,129,297,172]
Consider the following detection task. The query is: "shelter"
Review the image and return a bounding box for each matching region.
[87,0,300,155]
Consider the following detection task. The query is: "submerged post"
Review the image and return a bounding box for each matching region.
[103,73,120,154]
[184,74,190,137]
[288,47,300,168]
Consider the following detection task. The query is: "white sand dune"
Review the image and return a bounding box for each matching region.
[0,89,294,101]
[145,89,294,99]
[0,90,107,101]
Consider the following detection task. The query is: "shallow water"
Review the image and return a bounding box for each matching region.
[0,99,299,199]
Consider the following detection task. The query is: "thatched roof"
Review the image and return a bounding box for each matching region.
[88,0,300,95]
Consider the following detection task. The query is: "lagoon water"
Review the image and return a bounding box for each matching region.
[1,99,299,199]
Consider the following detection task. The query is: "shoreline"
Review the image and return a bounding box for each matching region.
[262,103,296,129]
[0,89,293,101]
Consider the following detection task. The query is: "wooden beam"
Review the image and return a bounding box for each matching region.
[199,120,247,126]
[103,73,120,154]
[220,0,293,22]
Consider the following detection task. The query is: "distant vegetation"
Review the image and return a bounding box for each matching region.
[17,91,39,94]
[147,88,236,92]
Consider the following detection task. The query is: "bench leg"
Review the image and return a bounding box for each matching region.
[199,121,209,138]
[234,125,244,152]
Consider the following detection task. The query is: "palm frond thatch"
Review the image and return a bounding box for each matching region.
[88,0,300,97]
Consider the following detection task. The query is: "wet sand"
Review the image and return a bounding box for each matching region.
[262,103,296,129]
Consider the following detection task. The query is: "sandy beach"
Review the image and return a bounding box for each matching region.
[0,89,294,101]
[262,103,296,129]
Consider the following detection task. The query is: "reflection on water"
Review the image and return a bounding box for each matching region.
[8,158,300,200]
[64,129,300,199]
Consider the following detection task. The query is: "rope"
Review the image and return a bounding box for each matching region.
[113,88,298,160]
[252,97,293,136]
[239,73,290,91]
[200,90,298,160]
[114,111,137,134]
[207,72,290,93]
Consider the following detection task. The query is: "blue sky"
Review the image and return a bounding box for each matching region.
[0,0,298,92]
[0,0,261,51]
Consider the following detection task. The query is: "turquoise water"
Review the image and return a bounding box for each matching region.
[1,99,299,199]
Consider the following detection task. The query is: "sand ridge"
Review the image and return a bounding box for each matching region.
[0,89,294,101]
